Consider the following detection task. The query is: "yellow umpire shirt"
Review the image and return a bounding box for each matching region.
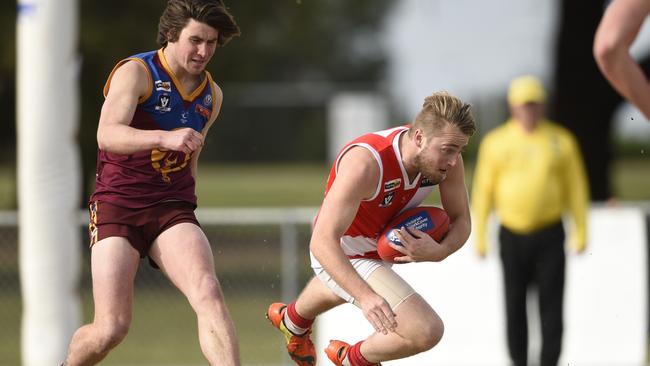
[471,118,589,256]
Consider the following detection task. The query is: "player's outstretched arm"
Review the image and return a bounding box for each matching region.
[594,0,650,120]
[310,146,397,334]
[97,60,204,154]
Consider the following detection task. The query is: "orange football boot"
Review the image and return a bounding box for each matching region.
[325,340,350,366]
[266,302,316,366]
[325,340,382,366]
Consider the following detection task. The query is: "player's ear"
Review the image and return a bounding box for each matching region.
[414,129,424,148]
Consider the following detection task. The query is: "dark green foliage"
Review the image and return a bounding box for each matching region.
[74,0,394,194]
[1,0,395,204]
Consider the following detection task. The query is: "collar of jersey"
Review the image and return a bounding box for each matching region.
[393,128,421,189]
[157,48,208,102]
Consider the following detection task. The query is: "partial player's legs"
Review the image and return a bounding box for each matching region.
[64,237,140,366]
[325,266,443,365]
[150,223,240,366]
[271,259,443,365]
[267,276,346,366]
[326,294,443,365]
[295,276,349,318]
[267,302,316,366]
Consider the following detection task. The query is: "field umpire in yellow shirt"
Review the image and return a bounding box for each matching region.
[471,75,589,366]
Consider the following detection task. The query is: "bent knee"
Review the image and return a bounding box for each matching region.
[95,319,130,351]
[419,318,444,350]
[406,317,444,353]
[188,275,226,309]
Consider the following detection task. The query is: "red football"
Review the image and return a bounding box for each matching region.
[376,206,450,263]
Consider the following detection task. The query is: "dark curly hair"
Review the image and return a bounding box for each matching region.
[157,0,240,47]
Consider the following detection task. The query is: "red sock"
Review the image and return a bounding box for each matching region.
[347,341,377,366]
[284,301,314,334]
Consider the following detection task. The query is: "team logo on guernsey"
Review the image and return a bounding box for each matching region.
[203,94,212,106]
[379,191,395,208]
[154,80,172,92]
[195,104,211,119]
[421,177,434,187]
[151,148,191,183]
[155,93,171,112]
[384,178,401,192]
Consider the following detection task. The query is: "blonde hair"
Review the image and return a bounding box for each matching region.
[411,91,476,137]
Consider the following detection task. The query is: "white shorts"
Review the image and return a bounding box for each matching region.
[311,256,416,310]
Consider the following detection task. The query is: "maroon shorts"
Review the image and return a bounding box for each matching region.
[88,200,200,262]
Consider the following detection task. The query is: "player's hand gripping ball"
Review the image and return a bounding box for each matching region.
[376,206,450,263]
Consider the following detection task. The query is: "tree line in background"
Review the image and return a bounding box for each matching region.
[0,0,392,203]
[0,0,646,203]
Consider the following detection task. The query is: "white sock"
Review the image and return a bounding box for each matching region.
[283,312,309,336]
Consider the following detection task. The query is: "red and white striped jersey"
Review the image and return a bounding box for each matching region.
[316,125,436,259]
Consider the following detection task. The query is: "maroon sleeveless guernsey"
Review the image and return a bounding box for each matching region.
[90,49,216,208]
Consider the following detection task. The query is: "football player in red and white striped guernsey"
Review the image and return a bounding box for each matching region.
[267,91,476,366]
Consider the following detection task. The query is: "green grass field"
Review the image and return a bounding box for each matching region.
[195,163,330,207]
[0,291,288,365]
[611,158,650,201]
[196,160,650,206]
[1,159,649,210]
[0,217,315,365]
[0,165,15,209]
[1,159,648,365]
[195,160,650,205]
[95,291,288,365]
